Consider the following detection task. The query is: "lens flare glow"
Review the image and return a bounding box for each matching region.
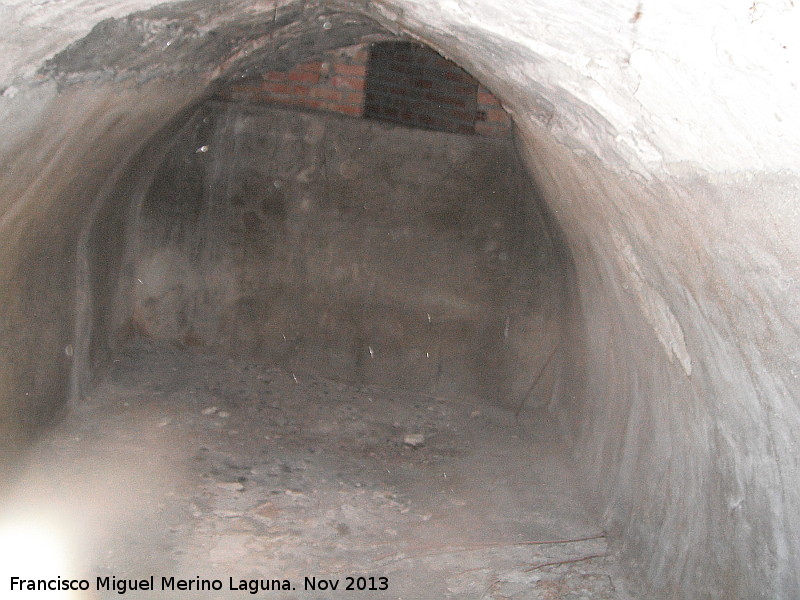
[0,516,83,598]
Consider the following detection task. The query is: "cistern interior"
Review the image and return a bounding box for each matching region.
[1,2,799,599]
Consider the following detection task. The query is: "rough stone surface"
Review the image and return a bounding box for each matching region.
[0,1,798,599]
[3,341,636,600]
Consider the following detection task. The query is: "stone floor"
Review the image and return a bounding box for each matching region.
[2,341,637,599]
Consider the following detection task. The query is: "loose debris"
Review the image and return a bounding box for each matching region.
[11,341,636,600]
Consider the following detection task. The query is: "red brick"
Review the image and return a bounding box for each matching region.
[288,71,320,83]
[413,79,433,89]
[352,48,370,63]
[310,87,344,101]
[478,87,501,106]
[298,62,323,73]
[344,91,364,105]
[486,108,510,123]
[334,63,367,77]
[331,75,365,91]
[261,81,293,94]
[265,71,288,82]
[260,84,310,99]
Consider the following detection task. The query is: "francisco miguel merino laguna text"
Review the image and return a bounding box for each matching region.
[10,575,294,594]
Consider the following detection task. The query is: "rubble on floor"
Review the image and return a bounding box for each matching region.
[4,341,636,599]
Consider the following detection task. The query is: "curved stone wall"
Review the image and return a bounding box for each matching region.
[1,1,798,597]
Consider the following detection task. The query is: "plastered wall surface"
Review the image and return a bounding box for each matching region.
[0,1,798,598]
[125,101,560,402]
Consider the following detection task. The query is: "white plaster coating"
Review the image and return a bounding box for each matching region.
[612,229,692,375]
[4,0,800,171]
[368,0,800,172]
[0,0,167,86]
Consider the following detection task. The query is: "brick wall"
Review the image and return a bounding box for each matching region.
[220,45,368,117]
[476,85,513,137]
[363,41,478,135]
[217,42,511,137]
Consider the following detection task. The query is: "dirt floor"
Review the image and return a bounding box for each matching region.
[3,341,637,599]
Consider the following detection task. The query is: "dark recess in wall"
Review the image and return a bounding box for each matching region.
[364,42,480,135]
